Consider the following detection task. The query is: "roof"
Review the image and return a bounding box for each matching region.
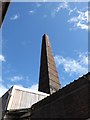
[12,85,49,96]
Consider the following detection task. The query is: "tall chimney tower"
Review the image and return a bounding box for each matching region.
[38,34,61,94]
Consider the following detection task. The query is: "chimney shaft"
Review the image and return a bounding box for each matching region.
[38,34,61,94]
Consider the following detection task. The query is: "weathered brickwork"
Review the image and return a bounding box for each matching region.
[3,74,90,119]
[2,33,90,119]
[31,73,90,119]
[38,34,61,94]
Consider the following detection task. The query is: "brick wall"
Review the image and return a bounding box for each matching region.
[31,73,90,119]
[3,73,90,119]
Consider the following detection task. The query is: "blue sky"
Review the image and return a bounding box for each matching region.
[0,2,88,96]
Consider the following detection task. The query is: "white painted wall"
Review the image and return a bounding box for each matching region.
[2,86,49,110]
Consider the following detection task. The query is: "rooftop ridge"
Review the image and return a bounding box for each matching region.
[32,72,90,110]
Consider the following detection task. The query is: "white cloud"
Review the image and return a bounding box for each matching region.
[13,84,38,91]
[0,83,38,97]
[51,2,76,17]
[9,75,31,82]
[0,84,8,97]
[29,10,35,14]
[52,2,69,16]
[8,84,38,93]
[68,10,88,30]
[0,55,5,62]
[10,75,23,82]
[10,14,19,20]
[29,84,38,91]
[68,7,77,15]
[79,52,88,65]
[54,52,88,76]
[51,2,88,31]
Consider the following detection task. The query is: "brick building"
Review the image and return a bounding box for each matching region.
[1,34,90,119]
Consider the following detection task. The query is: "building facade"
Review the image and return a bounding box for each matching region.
[1,34,90,119]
